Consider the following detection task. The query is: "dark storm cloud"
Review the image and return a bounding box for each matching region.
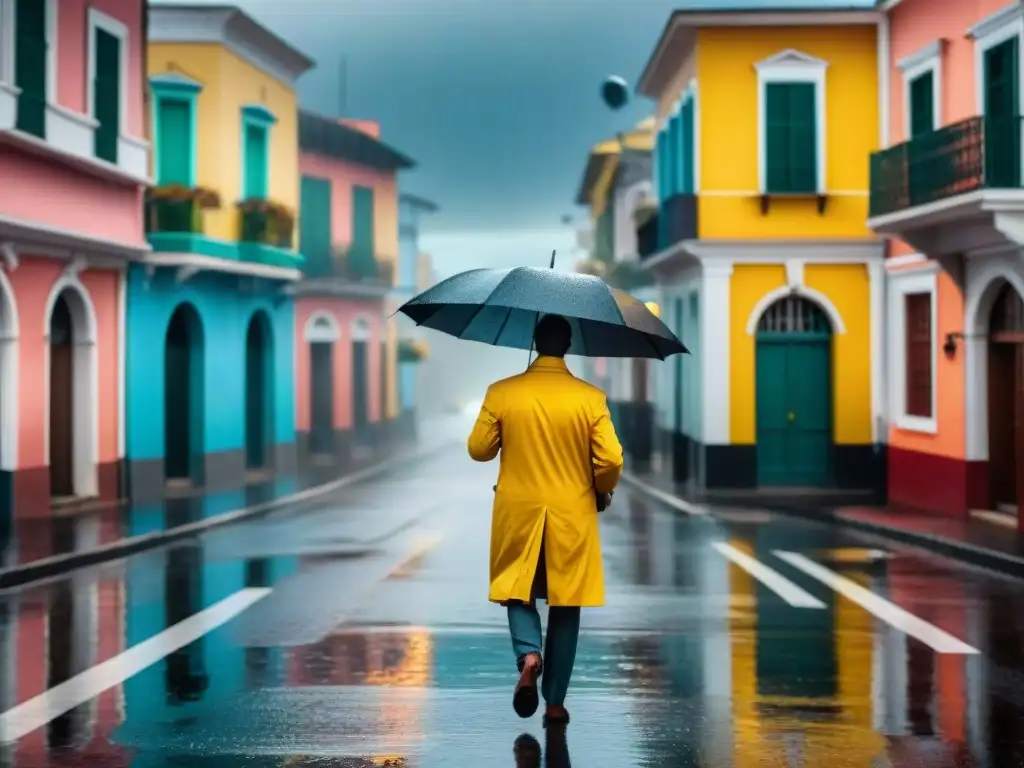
[160,0,680,233]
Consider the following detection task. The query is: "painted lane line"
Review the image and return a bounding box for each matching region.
[774,551,980,655]
[0,587,271,744]
[620,474,708,516]
[712,542,825,609]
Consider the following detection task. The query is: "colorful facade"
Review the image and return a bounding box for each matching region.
[0,0,150,525]
[636,3,884,498]
[573,119,659,469]
[293,112,414,472]
[122,6,314,506]
[868,0,1024,521]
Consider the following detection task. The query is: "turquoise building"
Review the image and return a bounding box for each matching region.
[395,193,438,432]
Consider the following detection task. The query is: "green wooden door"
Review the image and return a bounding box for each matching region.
[755,298,832,486]
[984,36,1020,187]
[243,123,269,199]
[14,0,47,138]
[157,100,192,185]
[350,186,376,277]
[299,176,332,277]
[93,28,120,163]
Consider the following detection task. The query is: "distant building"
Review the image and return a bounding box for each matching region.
[293,112,416,471]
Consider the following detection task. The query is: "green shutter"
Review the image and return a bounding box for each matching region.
[93,28,120,163]
[351,185,376,277]
[908,72,934,138]
[983,37,1021,187]
[787,83,817,193]
[765,83,817,194]
[156,99,192,185]
[299,175,333,277]
[14,0,47,139]
[681,99,695,193]
[243,123,268,199]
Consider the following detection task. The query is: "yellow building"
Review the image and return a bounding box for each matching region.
[636,3,885,496]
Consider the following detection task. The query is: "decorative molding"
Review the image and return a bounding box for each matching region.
[60,256,88,281]
[967,2,1024,41]
[139,252,301,282]
[897,39,945,72]
[744,284,847,335]
[242,103,277,126]
[351,316,373,341]
[785,259,804,287]
[304,311,342,343]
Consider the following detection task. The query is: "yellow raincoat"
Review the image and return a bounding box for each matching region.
[467,356,623,607]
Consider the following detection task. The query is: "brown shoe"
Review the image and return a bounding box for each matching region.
[543,705,570,727]
[513,652,542,718]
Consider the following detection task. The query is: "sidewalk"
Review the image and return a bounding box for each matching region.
[0,416,467,589]
[621,470,1024,578]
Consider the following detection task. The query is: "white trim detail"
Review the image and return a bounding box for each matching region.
[0,266,18,473]
[755,49,828,195]
[899,40,943,136]
[351,316,372,342]
[304,311,341,343]
[887,266,938,435]
[964,254,1024,461]
[45,103,98,160]
[868,261,884,444]
[701,262,732,445]
[42,273,99,498]
[878,15,891,149]
[0,0,13,88]
[744,285,847,335]
[885,252,927,271]
[86,9,129,136]
[970,2,1024,116]
[44,0,57,104]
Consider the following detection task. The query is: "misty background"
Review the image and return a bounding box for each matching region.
[165,0,676,402]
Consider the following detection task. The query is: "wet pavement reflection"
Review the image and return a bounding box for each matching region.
[6,450,1024,764]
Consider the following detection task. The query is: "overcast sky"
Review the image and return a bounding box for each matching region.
[161,0,677,275]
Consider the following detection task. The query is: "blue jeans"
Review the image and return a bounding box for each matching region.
[507,601,580,707]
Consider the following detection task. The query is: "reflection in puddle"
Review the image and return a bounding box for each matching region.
[165,542,207,705]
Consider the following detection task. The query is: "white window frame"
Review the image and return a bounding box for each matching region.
[888,264,938,434]
[898,40,943,137]
[0,0,58,98]
[754,49,828,195]
[86,8,129,137]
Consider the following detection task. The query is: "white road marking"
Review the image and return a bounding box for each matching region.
[0,587,271,744]
[620,474,708,515]
[712,542,825,609]
[774,551,980,655]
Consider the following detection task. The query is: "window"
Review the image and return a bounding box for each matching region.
[756,49,827,196]
[156,99,192,185]
[88,9,128,164]
[350,185,376,278]
[14,0,47,138]
[905,293,932,418]
[898,40,942,139]
[889,265,937,433]
[242,122,268,199]
[299,175,332,277]
[764,83,817,193]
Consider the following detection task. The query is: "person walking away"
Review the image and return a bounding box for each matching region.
[467,314,623,726]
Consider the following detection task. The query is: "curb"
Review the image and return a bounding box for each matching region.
[0,439,458,590]
[620,472,1024,579]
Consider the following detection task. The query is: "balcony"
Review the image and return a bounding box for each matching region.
[237,198,303,269]
[287,244,395,299]
[868,116,1024,257]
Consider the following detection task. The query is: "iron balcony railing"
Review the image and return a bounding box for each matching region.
[869,115,1022,218]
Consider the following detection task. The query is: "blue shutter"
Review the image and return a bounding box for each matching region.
[682,98,695,193]
[668,113,680,195]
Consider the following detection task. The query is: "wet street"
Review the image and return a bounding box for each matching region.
[2,445,1024,767]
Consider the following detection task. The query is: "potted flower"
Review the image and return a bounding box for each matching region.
[237,198,295,247]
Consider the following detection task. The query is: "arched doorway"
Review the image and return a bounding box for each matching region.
[754,295,833,487]
[352,317,371,448]
[987,283,1024,513]
[245,311,274,471]
[47,285,97,500]
[304,313,339,458]
[164,304,204,486]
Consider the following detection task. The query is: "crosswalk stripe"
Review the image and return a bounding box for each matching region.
[774,551,980,655]
[712,542,825,609]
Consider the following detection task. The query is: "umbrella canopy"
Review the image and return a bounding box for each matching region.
[398,266,688,359]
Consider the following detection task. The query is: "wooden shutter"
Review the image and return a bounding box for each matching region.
[93,28,121,163]
[905,292,932,418]
[681,99,695,193]
[351,185,376,277]
[14,0,47,138]
[299,175,333,277]
[787,83,817,193]
[157,99,192,185]
[909,72,934,137]
[764,84,791,192]
[243,123,268,199]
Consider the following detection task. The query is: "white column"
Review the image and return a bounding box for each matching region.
[701,261,733,446]
[868,260,884,445]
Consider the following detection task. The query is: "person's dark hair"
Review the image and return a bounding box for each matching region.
[534,314,572,357]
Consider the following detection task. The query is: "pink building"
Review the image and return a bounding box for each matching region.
[292,111,413,472]
[0,0,148,522]
[870,0,1024,522]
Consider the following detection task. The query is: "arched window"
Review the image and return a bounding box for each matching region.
[756,295,831,334]
[990,283,1024,337]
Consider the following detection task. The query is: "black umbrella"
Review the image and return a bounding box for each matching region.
[397,260,688,360]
